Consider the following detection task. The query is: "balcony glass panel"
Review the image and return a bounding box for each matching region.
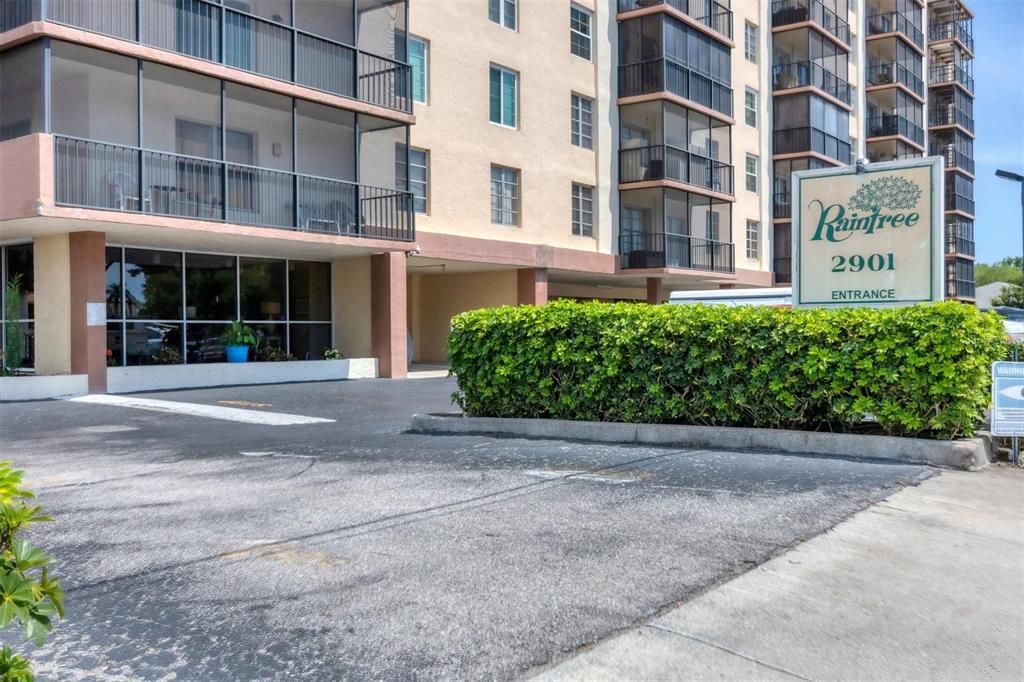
[617,0,733,39]
[296,0,355,44]
[225,83,293,172]
[866,10,923,50]
[1,0,39,31]
[771,0,850,45]
[49,0,136,40]
[143,63,222,159]
[51,42,139,146]
[929,63,974,92]
[0,42,44,141]
[866,114,923,146]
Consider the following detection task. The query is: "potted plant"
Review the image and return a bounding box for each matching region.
[221,321,258,363]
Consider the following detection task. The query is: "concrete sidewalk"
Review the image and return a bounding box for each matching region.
[535,467,1024,681]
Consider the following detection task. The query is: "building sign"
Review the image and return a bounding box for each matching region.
[992,362,1024,437]
[791,157,944,308]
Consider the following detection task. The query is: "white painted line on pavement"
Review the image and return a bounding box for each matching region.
[69,394,334,426]
[240,451,315,459]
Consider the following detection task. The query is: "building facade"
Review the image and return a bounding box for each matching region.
[0,0,978,392]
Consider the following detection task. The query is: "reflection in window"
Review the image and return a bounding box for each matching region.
[124,248,183,320]
[289,261,332,321]
[185,253,237,320]
[241,258,286,321]
[1,244,35,369]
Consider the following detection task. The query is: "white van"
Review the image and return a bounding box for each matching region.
[668,287,793,307]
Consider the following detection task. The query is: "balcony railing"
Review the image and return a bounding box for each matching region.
[772,61,852,105]
[946,277,975,300]
[773,191,791,219]
[617,0,733,39]
[928,104,974,133]
[866,115,924,146]
[929,63,974,93]
[945,233,975,257]
[944,189,975,216]
[619,58,734,117]
[1,0,410,113]
[929,21,974,53]
[619,232,735,273]
[619,145,734,194]
[773,127,853,164]
[866,11,924,49]
[931,144,975,174]
[865,62,924,98]
[52,136,414,241]
[771,0,851,46]
[773,257,792,284]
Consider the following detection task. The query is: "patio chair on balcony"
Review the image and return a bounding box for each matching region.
[106,171,144,211]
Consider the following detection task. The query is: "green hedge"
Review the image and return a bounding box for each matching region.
[448,300,1008,439]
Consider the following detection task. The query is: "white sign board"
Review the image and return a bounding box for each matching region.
[992,362,1024,437]
[792,157,944,308]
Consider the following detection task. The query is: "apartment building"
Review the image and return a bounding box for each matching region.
[0,0,979,391]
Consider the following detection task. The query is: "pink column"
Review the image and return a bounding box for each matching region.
[646,277,663,305]
[517,268,549,306]
[69,232,107,393]
[371,252,408,379]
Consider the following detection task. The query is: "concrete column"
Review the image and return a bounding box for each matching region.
[69,232,107,393]
[517,268,548,306]
[370,252,407,379]
[646,277,663,305]
[32,235,72,376]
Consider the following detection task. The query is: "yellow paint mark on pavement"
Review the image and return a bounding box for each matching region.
[218,400,273,408]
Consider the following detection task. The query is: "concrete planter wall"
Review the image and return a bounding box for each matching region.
[0,374,89,401]
[107,358,377,394]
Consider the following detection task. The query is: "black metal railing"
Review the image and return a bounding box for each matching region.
[619,145,734,194]
[617,0,733,39]
[946,277,975,300]
[866,11,924,49]
[770,0,850,45]
[928,104,974,133]
[931,144,975,174]
[929,63,974,92]
[944,188,975,216]
[773,191,791,219]
[52,135,414,241]
[866,61,924,98]
[866,115,924,146]
[945,233,975,257]
[773,127,853,164]
[1,0,410,113]
[773,257,792,284]
[928,21,973,53]
[771,61,852,104]
[619,58,734,117]
[619,232,735,273]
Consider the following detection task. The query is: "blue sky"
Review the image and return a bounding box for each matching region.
[971,0,1024,264]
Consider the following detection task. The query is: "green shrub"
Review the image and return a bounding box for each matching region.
[448,300,1008,439]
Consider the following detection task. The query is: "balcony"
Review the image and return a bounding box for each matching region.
[929,63,974,93]
[928,104,974,133]
[773,127,853,164]
[866,114,924,146]
[931,144,975,174]
[929,21,974,53]
[52,136,414,241]
[945,233,975,258]
[773,191,792,219]
[945,277,975,300]
[944,188,975,216]
[772,61,852,105]
[866,12,924,50]
[865,62,924,98]
[619,232,735,273]
[619,145,734,195]
[619,58,733,117]
[0,0,411,113]
[617,0,733,40]
[771,0,851,46]
[773,257,792,284]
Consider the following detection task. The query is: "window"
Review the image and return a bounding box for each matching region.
[0,244,34,369]
[489,0,516,30]
[409,36,428,104]
[745,88,758,127]
[745,22,758,63]
[397,146,429,214]
[746,220,759,259]
[489,65,518,128]
[571,184,594,237]
[745,154,759,193]
[571,94,593,149]
[490,165,520,225]
[570,5,592,60]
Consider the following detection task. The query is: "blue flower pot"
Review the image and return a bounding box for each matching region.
[226,345,249,363]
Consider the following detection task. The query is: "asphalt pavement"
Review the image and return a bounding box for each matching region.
[0,378,933,681]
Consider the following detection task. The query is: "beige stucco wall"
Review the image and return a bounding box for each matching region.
[408,0,606,253]
[32,234,72,375]
[331,255,373,359]
[409,269,518,363]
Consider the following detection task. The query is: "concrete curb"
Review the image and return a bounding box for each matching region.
[410,414,991,471]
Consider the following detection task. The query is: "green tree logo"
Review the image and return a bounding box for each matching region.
[848,176,922,213]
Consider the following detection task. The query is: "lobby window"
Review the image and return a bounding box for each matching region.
[745,88,758,127]
[489,65,518,128]
[745,154,759,193]
[409,36,428,104]
[570,5,592,61]
[746,220,759,259]
[397,145,429,214]
[489,0,516,30]
[571,94,593,149]
[491,165,520,226]
[745,22,758,63]
[571,183,594,237]
[0,244,34,370]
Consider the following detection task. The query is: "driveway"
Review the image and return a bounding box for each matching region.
[0,378,930,681]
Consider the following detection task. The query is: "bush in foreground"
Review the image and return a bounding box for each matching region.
[448,301,1007,439]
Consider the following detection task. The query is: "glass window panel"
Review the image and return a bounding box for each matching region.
[225,82,292,171]
[126,321,183,365]
[143,63,221,158]
[106,322,124,367]
[289,323,332,361]
[296,101,355,181]
[240,258,286,321]
[185,253,237,320]
[51,41,138,145]
[185,323,229,363]
[123,248,183,320]
[106,247,122,319]
[5,244,33,321]
[296,0,354,44]
[0,42,44,141]
[252,323,287,359]
[289,261,331,321]
[409,36,428,103]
